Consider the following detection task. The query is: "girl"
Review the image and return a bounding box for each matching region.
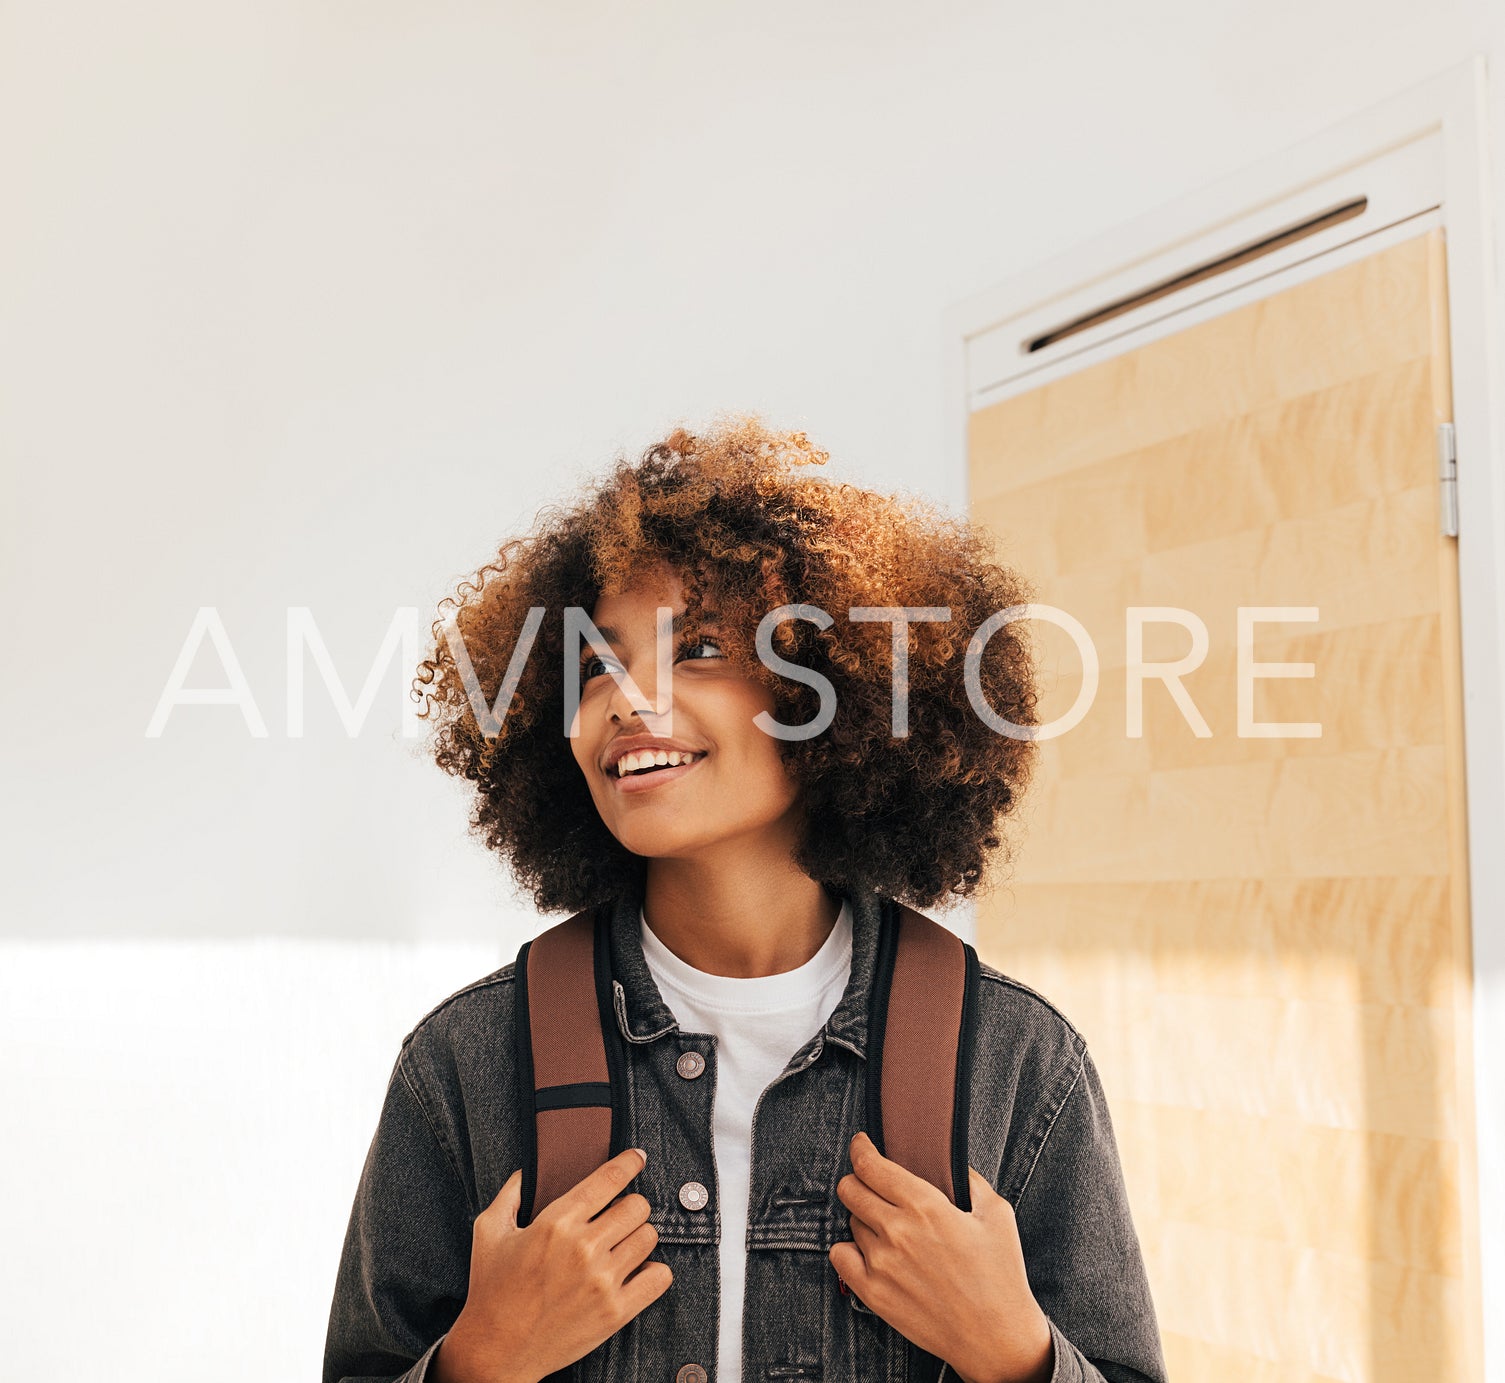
[323,417,1167,1383]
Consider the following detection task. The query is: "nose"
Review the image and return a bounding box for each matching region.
[606,650,672,726]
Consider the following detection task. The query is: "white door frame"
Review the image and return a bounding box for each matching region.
[943,55,1504,1381]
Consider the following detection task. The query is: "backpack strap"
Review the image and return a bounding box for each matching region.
[512,902,625,1228]
[866,898,981,1210]
[514,893,982,1230]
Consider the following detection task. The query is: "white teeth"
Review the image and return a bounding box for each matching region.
[614,749,704,777]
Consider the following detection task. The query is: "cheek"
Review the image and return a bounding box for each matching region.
[733,721,799,805]
[685,679,798,801]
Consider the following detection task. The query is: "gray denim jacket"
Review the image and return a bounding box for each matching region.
[323,881,1168,1383]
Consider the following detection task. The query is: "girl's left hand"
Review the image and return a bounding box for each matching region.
[829,1131,1055,1383]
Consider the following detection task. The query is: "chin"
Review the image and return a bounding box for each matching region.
[616,831,708,858]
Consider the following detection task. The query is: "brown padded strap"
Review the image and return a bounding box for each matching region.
[881,904,966,1205]
[525,900,969,1222]
[526,909,612,1218]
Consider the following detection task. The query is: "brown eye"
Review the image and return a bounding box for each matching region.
[679,636,724,661]
[581,640,718,681]
[580,652,621,680]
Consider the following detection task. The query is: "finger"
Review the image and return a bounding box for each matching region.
[829,1239,868,1293]
[969,1166,1022,1229]
[554,1146,649,1224]
[479,1167,522,1228]
[836,1171,892,1228]
[968,1166,1000,1212]
[848,1213,879,1255]
[588,1190,654,1251]
[848,1131,944,1209]
[608,1217,660,1279]
[619,1259,674,1317]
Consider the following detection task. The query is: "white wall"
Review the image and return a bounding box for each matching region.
[2,2,1501,1379]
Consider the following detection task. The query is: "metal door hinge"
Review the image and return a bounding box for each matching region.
[1437,422,1458,537]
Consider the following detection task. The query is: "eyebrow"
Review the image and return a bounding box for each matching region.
[590,611,720,645]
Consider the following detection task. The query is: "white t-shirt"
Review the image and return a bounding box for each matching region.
[638,898,854,1383]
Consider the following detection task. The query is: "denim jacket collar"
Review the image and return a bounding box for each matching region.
[606,875,885,1060]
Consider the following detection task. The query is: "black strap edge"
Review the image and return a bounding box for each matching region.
[865,895,900,1158]
[953,939,980,1212]
[593,901,629,1161]
[513,935,539,1228]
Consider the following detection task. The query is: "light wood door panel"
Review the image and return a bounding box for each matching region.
[968,230,1481,1382]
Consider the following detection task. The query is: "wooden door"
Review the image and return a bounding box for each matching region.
[969,229,1483,1381]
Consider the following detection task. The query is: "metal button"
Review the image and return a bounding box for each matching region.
[678,1180,709,1211]
[675,1050,705,1079]
[676,1367,707,1383]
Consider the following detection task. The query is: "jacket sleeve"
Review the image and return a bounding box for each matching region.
[323,1049,476,1383]
[1008,1044,1168,1383]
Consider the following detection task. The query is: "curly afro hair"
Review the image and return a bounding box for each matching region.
[411,413,1041,916]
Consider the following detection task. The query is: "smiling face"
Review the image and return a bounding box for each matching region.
[567,558,805,864]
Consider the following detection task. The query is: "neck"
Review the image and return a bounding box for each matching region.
[639,852,841,979]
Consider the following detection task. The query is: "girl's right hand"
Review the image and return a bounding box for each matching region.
[431,1147,671,1383]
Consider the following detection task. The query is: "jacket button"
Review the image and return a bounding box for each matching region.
[675,1367,707,1383]
[678,1180,709,1211]
[675,1051,705,1079]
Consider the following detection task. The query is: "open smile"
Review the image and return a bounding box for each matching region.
[608,752,708,795]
